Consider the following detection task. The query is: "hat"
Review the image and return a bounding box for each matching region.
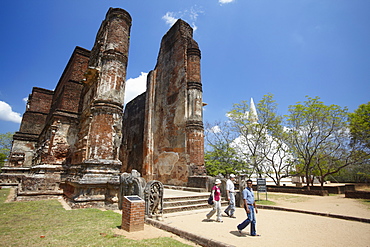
[230,174,235,178]
[215,179,221,184]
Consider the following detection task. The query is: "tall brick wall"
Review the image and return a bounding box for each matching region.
[49,47,89,115]
[8,87,54,167]
[142,19,205,185]
[120,92,146,174]
[19,87,54,135]
[34,47,90,166]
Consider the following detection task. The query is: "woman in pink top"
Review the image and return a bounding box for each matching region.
[206,179,223,222]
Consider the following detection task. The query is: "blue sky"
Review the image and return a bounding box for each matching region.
[0,0,369,134]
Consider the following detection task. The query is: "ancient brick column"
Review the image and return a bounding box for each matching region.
[86,8,131,163]
[66,8,132,207]
[186,43,206,176]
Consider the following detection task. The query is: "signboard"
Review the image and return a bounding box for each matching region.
[125,195,143,201]
[257,178,267,192]
[256,178,267,201]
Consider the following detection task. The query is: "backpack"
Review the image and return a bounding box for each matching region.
[207,187,215,205]
[207,193,214,205]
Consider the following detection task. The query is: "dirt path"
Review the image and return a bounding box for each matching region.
[266,192,370,219]
[113,192,370,246]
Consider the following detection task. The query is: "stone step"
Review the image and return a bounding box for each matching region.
[163,201,229,214]
[164,198,210,207]
[164,195,209,202]
[163,193,228,213]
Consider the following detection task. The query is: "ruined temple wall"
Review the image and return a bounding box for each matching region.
[120,92,146,174]
[7,141,35,167]
[142,20,204,185]
[19,87,54,135]
[73,8,131,164]
[8,87,54,167]
[49,47,90,115]
[35,47,90,166]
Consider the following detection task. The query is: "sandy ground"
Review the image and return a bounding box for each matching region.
[266,192,370,219]
[116,192,370,247]
[112,225,200,246]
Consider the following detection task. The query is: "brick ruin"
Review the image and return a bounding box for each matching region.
[0,8,206,208]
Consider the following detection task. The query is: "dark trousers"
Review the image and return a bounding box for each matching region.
[237,205,256,236]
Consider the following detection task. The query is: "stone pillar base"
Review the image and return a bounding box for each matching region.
[187,176,212,190]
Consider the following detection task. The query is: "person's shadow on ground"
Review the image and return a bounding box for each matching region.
[230,231,247,237]
[202,219,215,222]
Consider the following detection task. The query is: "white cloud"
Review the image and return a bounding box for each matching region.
[124,72,148,104]
[211,125,221,133]
[162,6,204,32]
[162,12,178,27]
[0,101,22,123]
[219,0,235,4]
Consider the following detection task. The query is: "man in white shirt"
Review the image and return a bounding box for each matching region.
[224,174,236,218]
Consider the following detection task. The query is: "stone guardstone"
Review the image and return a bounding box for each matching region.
[121,195,145,232]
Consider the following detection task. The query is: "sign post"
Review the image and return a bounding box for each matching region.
[257,178,267,201]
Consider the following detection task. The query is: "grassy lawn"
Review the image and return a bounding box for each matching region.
[259,192,310,203]
[359,199,370,209]
[255,193,310,205]
[0,188,191,247]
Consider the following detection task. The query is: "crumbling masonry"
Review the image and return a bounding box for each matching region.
[0,8,206,208]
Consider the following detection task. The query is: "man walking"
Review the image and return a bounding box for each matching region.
[237,179,260,236]
[224,174,236,218]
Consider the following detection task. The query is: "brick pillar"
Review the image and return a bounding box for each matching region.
[186,44,206,176]
[121,196,145,232]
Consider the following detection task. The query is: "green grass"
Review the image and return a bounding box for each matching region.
[265,193,310,203]
[255,200,277,205]
[0,188,191,247]
[359,199,370,209]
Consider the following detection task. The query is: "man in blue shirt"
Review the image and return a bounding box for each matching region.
[237,179,260,236]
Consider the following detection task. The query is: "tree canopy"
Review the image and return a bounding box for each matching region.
[204,95,370,187]
[0,132,14,167]
[349,102,370,151]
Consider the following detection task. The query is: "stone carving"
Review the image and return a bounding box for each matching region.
[144,180,164,219]
[118,169,146,210]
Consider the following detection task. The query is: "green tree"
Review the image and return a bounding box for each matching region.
[349,102,370,150]
[228,94,294,185]
[345,102,370,182]
[285,96,366,189]
[204,121,248,176]
[0,132,14,167]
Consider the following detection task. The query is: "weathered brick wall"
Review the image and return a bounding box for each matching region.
[18,112,48,136]
[142,19,205,185]
[49,47,89,115]
[27,87,54,114]
[120,92,146,174]
[34,47,89,167]
[7,140,35,167]
[19,87,54,135]
[8,87,54,167]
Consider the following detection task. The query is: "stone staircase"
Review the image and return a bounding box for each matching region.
[163,193,229,214]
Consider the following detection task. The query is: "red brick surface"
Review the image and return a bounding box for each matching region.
[121,196,145,232]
